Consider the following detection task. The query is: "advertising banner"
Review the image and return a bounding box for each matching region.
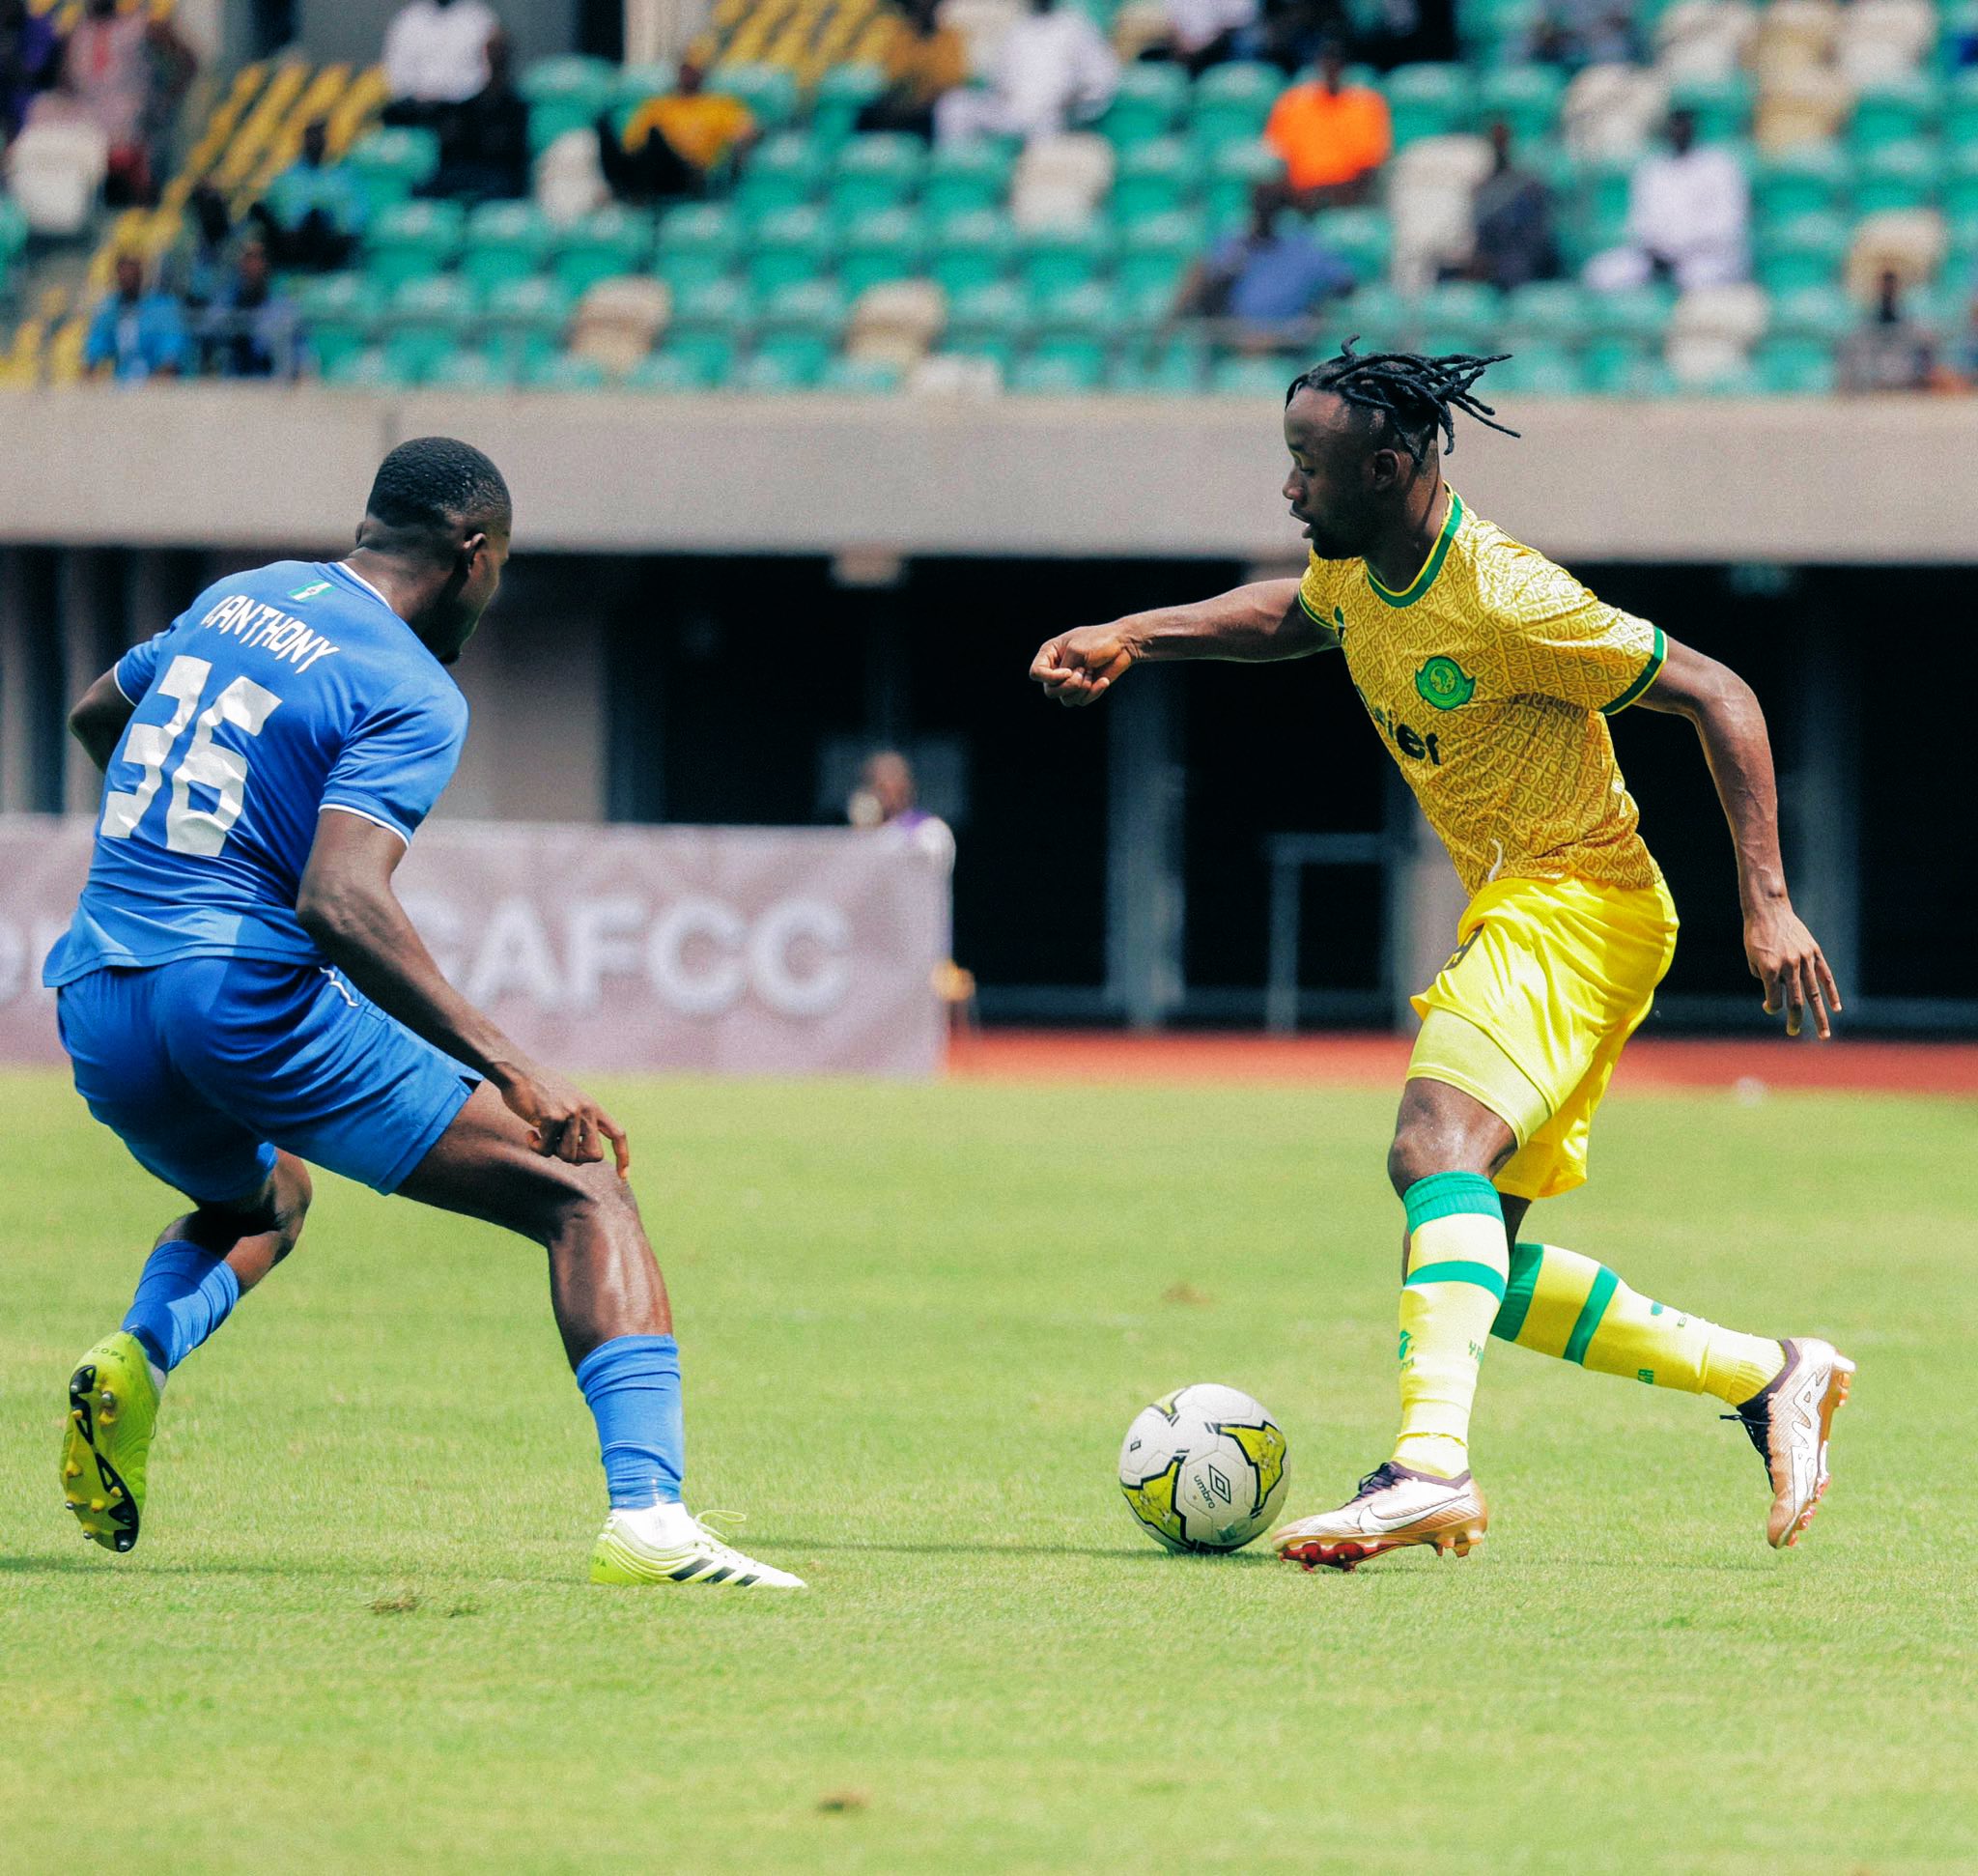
[0,817,949,1078]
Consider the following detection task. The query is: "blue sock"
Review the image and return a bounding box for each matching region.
[122,1240,241,1376]
[576,1334,684,1509]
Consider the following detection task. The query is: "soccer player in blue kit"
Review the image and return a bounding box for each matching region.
[45,438,803,1590]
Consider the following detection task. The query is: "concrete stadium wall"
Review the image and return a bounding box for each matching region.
[291,0,577,71]
[4,387,1977,564]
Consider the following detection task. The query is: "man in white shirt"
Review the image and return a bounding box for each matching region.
[383,0,499,122]
[1585,107,1749,292]
[1157,0,1257,73]
[935,0,1119,143]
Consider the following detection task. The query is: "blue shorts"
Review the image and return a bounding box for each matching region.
[57,956,479,1207]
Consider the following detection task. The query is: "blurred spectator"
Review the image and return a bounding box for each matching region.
[1584,108,1748,293]
[1,0,59,146]
[84,251,189,381]
[857,0,968,140]
[253,120,365,270]
[1263,43,1391,209]
[201,238,300,380]
[1352,0,1456,70]
[58,0,195,206]
[1524,0,1637,71]
[934,0,1119,145]
[1175,182,1353,350]
[381,0,497,128]
[427,26,528,200]
[849,751,956,868]
[1953,273,1978,383]
[1838,269,1936,393]
[605,58,758,204]
[163,183,235,308]
[1140,0,1260,76]
[1455,121,1557,291]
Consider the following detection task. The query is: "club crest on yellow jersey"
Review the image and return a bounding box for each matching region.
[1415,655,1476,710]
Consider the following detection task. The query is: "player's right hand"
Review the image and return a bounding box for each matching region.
[1030,622,1139,706]
[494,1060,632,1177]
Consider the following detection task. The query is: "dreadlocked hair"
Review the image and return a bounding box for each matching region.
[1286,340,1520,464]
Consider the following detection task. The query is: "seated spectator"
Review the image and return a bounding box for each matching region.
[1,0,60,146]
[1263,43,1392,209]
[604,57,758,204]
[163,183,235,309]
[857,0,969,140]
[252,120,365,270]
[58,0,195,206]
[934,0,1119,145]
[1175,181,1353,351]
[1524,0,1637,71]
[1454,121,1557,291]
[1838,269,1936,393]
[1141,0,1259,76]
[200,238,299,380]
[1584,108,1748,294]
[381,0,497,129]
[427,26,528,200]
[84,250,189,382]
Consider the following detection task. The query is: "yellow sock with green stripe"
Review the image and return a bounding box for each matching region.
[1392,1172,1509,1480]
[1492,1242,1784,1405]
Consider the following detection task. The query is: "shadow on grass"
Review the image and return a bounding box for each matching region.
[758,1536,1282,1565]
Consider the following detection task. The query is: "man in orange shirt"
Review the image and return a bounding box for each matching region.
[1263,44,1391,209]
[606,57,759,203]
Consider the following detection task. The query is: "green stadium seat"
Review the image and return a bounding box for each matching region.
[553,207,654,295]
[1946,9,1978,77]
[1113,138,1194,224]
[1018,219,1114,298]
[745,206,834,294]
[322,346,399,390]
[381,274,477,382]
[344,128,439,209]
[1668,73,1752,144]
[1098,64,1188,148]
[1562,154,1632,269]
[611,63,677,114]
[1416,280,1501,354]
[1032,279,1127,345]
[1456,0,1540,59]
[756,278,852,377]
[1753,338,1836,395]
[1383,64,1476,145]
[424,346,518,391]
[830,133,927,215]
[818,355,903,393]
[626,351,717,390]
[839,208,926,294]
[1189,63,1283,152]
[1583,283,1674,343]
[1205,139,1286,224]
[1766,283,1854,344]
[923,138,1017,217]
[1334,281,1414,352]
[1581,337,1671,396]
[670,275,760,347]
[461,201,556,293]
[1310,207,1391,285]
[811,65,888,150]
[1754,144,1851,228]
[364,198,464,290]
[1011,348,1108,393]
[1209,355,1296,397]
[711,63,800,133]
[1946,69,1978,144]
[738,346,825,391]
[1849,74,1940,151]
[1685,358,1765,397]
[1474,66,1564,146]
[522,353,609,390]
[1116,211,1205,304]
[946,280,1035,356]
[1757,212,1851,296]
[1852,141,1941,215]
[0,193,28,263]
[297,272,383,372]
[929,209,1016,295]
[1127,330,1211,391]
[1500,280,1590,348]
[1486,343,1582,394]
[736,130,828,215]
[521,56,616,153]
[654,203,742,291]
[658,331,741,384]
[480,275,574,372]
[1944,144,1978,223]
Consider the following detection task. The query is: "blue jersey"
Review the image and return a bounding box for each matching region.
[44,559,467,988]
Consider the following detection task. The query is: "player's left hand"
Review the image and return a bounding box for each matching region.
[494,1059,632,1177]
[1744,901,1842,1039]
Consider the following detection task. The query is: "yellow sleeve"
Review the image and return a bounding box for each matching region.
[1298,553,1345,637]
[1503,553,1666,715]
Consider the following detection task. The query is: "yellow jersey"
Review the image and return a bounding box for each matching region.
[1298,491,1667,899]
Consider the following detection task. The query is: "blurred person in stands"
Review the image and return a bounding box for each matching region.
[58,0,195,206]
[253,120,365,270]
[201,236,299,380]
[381,0,497,129]
[1264,43,1392,210]
[1,0,60,146]
[427,25,528,200]
[1140,0,1259,77]
[1584,107,1748,293]
[164,183,235,309]
[857,0,968,140]
[1351,0,1456,70]
[849,751,956,866]
[84,249,189,382]
[1176,181,1353,352]
[604,57,758,204]
[934,0,1119,144]
[1452,120,1557,291]
[1524,0,1637,71]
[1837,269,1936,393]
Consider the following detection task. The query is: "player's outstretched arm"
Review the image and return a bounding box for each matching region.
[69,670,137,772]
[1635,635,1842,1039]
[297,810,632,1174]
[1029,579,1334,707]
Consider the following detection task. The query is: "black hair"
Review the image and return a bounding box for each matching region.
[365,436,512,536]
[1286,340,1519,465]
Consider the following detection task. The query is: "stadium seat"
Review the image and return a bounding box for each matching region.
[811,65,888,150]
[569,276,670,374]
[523,353,609,390]
[1583,283,1676,344]
[1852,141,1941,215]
[839,208,927,294]
[1474,66,1565,146]
[945,280,1035,359]
[1033,279,1129,347]
[1849,73,1941,150]
[1488,343,1583,394]
[424,346,519,391]
[923,137,1018,217]
[1384,65,1477,145]
[1415,280,1501,355]
[1204,139,1286,224]
[740,345,826,391]
[521,56,616,153]
[1018,218,1114,298]
[745,206,835,294]
[669,275,760,347]
[1945,70,1978,144]
[1668,72,1754,144]
[626,350,717,390]
[385,273,479,375]
[736,130,828,215]
[553,206,654,296]
[1309,207,1391,284]
[1116,210,1204,304]
[711,63,800,133]
[1110,330,1210,393]
[1010,348,1108,393]
[1757,212,1851,295]
[846,279,945,369]
[461,201,557,293]
[1753,338,1837,394]
[1112,138,1194,225]
[1337,281,1414,352]
[344,128,439,209]
[1767,283,1855,343]
[1210,355,1296,397]
[830,134,927,215]
[296,272,383,372]
[1754,143,1851,227]
[818,355,904,393]
[3,116,107,235]
[929,209,1017,295]
[480,274,575,372]
[1188,63,1283,152]
[1944,145,1978,224]
[657,330,741,384]
[1098,64,1188,148]
[756,278,853,375]
[1581,338,1675,397]
[364,199,464,290]
[1500,280,1592,348]
[322,345,400,390]
[654,203,742,292]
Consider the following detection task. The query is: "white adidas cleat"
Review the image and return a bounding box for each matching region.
[1725,1337,1854,1549]
[1270,1462,1488,1572]
[590,1504,806,1589]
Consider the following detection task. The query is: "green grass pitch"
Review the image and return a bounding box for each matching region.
[1,1067,1971,1873]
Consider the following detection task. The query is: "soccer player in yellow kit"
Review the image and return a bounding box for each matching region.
[1030,346,1852,1568]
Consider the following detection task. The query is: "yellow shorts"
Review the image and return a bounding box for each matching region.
[1405,874,1679,1201]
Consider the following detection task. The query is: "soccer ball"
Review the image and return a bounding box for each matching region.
[1117,1383,1289,1553]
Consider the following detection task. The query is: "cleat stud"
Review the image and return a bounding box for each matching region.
[90,1498,106,1512]
[65,1500,78,1511]
[64,1463,80,1479]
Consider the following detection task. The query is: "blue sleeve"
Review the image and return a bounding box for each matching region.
[320,680,468,845]
[84,300,117,369]
[113,632,167,704]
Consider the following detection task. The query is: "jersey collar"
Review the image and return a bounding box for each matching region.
[325,560,399,616]
[1367,488,1462,610]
